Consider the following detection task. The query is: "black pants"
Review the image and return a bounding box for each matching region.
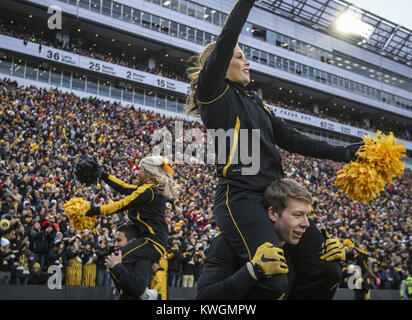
[287,220,342,300]
[214,183,340,300]
[214,184,288,299]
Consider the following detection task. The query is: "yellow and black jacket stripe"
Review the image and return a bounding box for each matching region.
[99,173,168,246]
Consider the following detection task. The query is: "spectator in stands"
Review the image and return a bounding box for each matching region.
[28,262,47,285]
[167,241,183,287]
[96,240,112,287]
[0,237,12,285]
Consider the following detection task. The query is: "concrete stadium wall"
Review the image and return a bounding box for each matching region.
[0,286,401,300]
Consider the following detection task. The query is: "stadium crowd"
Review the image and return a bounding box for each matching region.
[0,75,410,291]
[0,19,410,141]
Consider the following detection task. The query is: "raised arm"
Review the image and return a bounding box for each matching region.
[271,115,359,163]
[101,172,137,195]
[196,0,256,103]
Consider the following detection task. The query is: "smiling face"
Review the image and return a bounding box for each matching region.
[226,45,251,87]
[269,198,311,247]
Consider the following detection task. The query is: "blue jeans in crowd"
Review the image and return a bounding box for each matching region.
[97,270,112,287]
[168,270,182,287]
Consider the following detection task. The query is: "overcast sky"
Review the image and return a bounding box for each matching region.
[347,0,412,30]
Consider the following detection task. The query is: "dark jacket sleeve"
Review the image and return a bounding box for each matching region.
[101,172,137,195]
[110,259,151,298]
[196,0,256,103]
[271,116,348,162]
[196,265,257,300]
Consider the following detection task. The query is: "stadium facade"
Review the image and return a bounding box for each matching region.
[1,0,411,166]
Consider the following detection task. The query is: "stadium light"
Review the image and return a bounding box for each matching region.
[335,10,373,38]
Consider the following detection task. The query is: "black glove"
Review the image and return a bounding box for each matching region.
[342,142,364,163]
[85,206,101,217]
[74,155,103,185]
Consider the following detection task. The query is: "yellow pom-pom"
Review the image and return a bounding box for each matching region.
[335,131,406,203]
[63,198,96,231]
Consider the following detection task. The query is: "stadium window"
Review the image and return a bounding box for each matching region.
[50,67,62,86]
[132,9,141,25]
[195,3,203,20]
[112,2,121,20]
[295,63,302,76]
[281,35,289,49]
[326,73,331,85]
[252,25,266,41]
[289,61,295,74]
[142,13,151,28]
[252,48,259,63]
[327,53,333,64]
[123,86,133,102]
[134,86,145,105]
[171,0,178,11]
[72,73,86,91]
[314,69,321,82]
[122,5,132,22]
[151,15,160,31]
[177,97,185,112]
[289,39,295,52]
[275,33,281,47]
[153,0,161,5]
[282,59,289,72]
[302,65,308,78]
[170,21,178,37]
[179,0,188,15]
[145,90,155,107]
[344,79,349,90]
[220,13,228,26]
[79,0,89,10]
[212,10,220,26]
[260,52,268,65]
[204,7,212,23]
[162,0,171,9]
[187,27,195,42]
[161,18,170,34]
[111,83,122,100]
[62,71,72,89]
[91,0,101,13]
[267,30,275,45]
[102,0,111,16]
[320,71,327,84]
[187,2,196,18]
[308,67,315,80]
[156,93,166,109]
[243,23,253,37]
[178,25,187,40]
[166,94,177,111]
[86,77,98,94]
[0,55,12,75]
[204,32,212,45]
[68,0,77,5]
[25,61,38,81]
[268,54,275,68]
[38,64,50,83]
[12,59,24,77]
[196,30,204,45]
[275,56,282,69]
[295,41,301,54]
